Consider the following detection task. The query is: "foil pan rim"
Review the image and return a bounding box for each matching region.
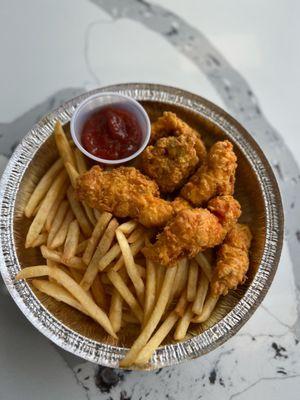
[0,83,283,370]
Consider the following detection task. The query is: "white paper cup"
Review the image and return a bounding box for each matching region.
[70,92,151,165]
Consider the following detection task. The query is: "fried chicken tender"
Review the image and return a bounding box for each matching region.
[180,140,237,206]
[143,195,241,266]
[141,134,199,193]
[211,223,252,296]
[171,197,192,214]
[76,166,174,227]
[150,111,207,161]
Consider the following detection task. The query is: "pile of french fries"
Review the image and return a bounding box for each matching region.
[16,121,219,367]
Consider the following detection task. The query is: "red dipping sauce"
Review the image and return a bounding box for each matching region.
[81,107,143,160]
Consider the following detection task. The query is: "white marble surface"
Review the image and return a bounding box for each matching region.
[0,0,299,399]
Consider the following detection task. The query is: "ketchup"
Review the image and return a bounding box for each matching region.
[81,107,143,160]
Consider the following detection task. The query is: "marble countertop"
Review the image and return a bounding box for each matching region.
[1,0,299,399]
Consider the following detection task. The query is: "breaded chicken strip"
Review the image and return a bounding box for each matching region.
[180,140,237,206]
[76,166,174,227]
[171,197,192,213]
[150,111,207,161]
[143,195,241,266]
[141,134,199,193]
[211,223,252,296]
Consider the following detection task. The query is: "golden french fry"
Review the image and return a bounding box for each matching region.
[74,148,88,175]
[82,202,97,226]
[192,293,219,323]
[187,259,199,302]
[175,289,188,317]
[112,237,145,272]
[54,121,76,168]
[63,220,80,261]
[155,263,165,301]
[109,289,123,333]
[45,184,68,231]
[67,187,93,237]
[69,268,84,284]
[76,240,88,255]
[64,161,79,188]
[144,259,156,325]
[30,233,47,248]
[81,218,119,291]
[171,258,188,298]
[24,158,63,218]
[135,264,146,279]
[127,227,145,244]
[174,305,194,341]
[16,265,116,338]
[98,243,121,271]
[91,273,107,310]
[93,209,102,221]
[107,270,143,323]
[47,200,69,246]
[135,311,179,365]
[83,212,112,265]
[195,253,213,282]
[32,279,87,315]
[119,265,177,367]
[49,209,74,249]
[117,220,138,235]
[116,230,145,305]
[192,272,209,315]
[40,245,86,270]
[25,170,68,247]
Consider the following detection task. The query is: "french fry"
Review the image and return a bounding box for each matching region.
[175,289,188,317]
[98,243,121,271]
[47,200,69,246]
[135,311,179,365]
[83,212,112,265]
[63,220,80,261]
[195,253,213,282]
[74,148,88,174]
[25,170,68,247]
[144,259,156,325]
[187,259,199,302]
[93,209,102,221]
[81,219,119,291]
[16,266,117,338]
[40,245,86,270]
[49,209,74,249]
[32,279,87,315]
[54,121,76,168]
[119,265,177,367]
[91,273,107,310]
[127,227,145,244]
[136,264,146,279]
[31,233,47,248]
[107,270,143,323]
[83,202,97,226]
[45,184,68,231]
[122,313,140,325]
[76,240,88,255]
[192,272,209,315]
[67,187,93,237]
[116,230,145,305]
[171,258,188,298]
[69,268,84,284]
[118,220,138,235]
[64,161,79,188]
[112,237,145,272]
[109,289,123,333]
[24,158,63,218]
[174,305,194,341]
[192,293,219,323]
[154,264,165,304]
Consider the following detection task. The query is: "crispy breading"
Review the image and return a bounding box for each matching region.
[141,134,199,193]
[76,166,174,227]
[171,197,192,214]
[211,223,252,296]
[180,140,237,206]
[142,195,241,266]
[150,111,207,161]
